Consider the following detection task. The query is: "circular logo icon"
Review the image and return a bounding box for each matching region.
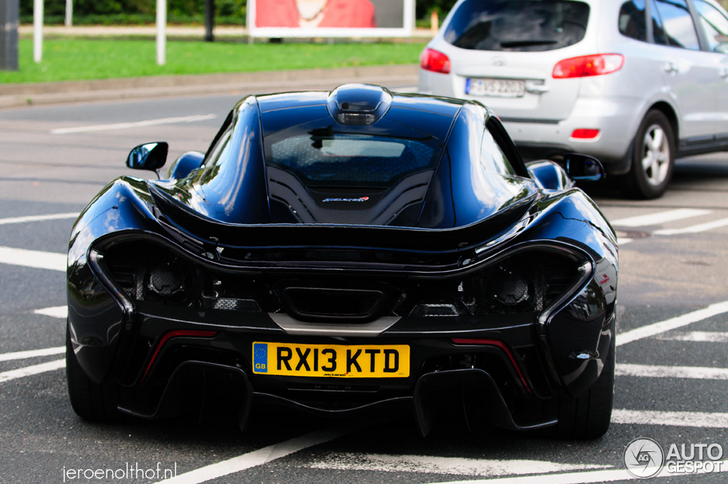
[624,438,664,478]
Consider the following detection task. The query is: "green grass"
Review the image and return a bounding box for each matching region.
[0,38,424,84]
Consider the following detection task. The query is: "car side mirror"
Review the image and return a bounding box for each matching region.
[126,142,168,176]
[564,152,605,181]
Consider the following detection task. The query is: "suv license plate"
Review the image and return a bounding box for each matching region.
[466,78,526,98]
[252,342,410,378]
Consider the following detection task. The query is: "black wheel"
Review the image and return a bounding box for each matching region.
[66,324,120,422]
[622,110,675,199]
[551,335,615,439]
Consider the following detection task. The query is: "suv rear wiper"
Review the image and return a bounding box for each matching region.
[499,40,558,48]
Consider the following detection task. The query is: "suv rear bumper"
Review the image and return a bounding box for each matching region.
[501,97,641,175]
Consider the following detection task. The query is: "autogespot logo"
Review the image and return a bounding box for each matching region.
[624,438,664,478]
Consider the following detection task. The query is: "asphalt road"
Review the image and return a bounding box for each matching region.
[1,86,728,484]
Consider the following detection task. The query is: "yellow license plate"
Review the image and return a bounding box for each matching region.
[252,342,410,378]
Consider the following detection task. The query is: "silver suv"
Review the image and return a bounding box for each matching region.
[419,0,728,198]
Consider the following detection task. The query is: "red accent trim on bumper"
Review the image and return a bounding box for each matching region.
[142,330,217,382]
[451,338,532,394]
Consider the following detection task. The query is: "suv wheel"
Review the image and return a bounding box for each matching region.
[623,110,675,199]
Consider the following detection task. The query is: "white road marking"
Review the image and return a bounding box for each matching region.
[393,86,419,93]
[619,237,633,245]
[610,208,711,228]
[612,409,728,428]
[431,469,631,484]
[657,331,728,343]
[617,363,728,380]
[308,453,606,477]
[34,306,68,319]
[617,300,728,346]
[0,358,65,383]
[431,461,728,483]
[0,246,65,272]
[153,421,375,484]
[0,212,78,225]
[0,346,64,362]
[654,217,728,236]
[51,114,216,134]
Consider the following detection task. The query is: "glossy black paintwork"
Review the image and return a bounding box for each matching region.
[151,89,536,229]
[167,151,204,180]
[67,177,160,382]
[67,85,618,422]
[420,102,536,228]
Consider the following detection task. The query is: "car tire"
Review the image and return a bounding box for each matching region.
[66,324,120,422]
[622,110,675,199]
[550,335,615,440]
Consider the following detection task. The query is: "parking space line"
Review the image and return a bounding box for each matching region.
[51,114,216,134]
[430,461,728,483]
[657,331,728,343]
[617,300,728,346]
[308,453,606,477]
[654,217,728,236]
[34,306,68,319]
[617,363,728,380]
[610,209,712,228]
[0,213,78,225]
[0,246,65,272]
[612,409,728,428]
[153,420,377,484]
[0,358,64,383]
[0,346,64,362]
[432,468,630,484]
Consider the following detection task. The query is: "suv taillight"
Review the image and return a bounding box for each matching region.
[420,48,451,74]
[553,54,624,79]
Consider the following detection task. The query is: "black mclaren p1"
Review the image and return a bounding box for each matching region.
[67,84,618,439]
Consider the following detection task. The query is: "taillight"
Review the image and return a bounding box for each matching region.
[420,48,451,74]
[553,54,624,79]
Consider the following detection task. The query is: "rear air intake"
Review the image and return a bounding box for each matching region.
[327,84,392,126]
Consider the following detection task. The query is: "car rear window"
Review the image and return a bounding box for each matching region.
[443,0,590,52]
[265,130,442,189]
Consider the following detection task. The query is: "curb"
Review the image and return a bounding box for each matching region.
[0,64,420,109]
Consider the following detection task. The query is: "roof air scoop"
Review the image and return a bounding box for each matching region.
[327,84,393,126]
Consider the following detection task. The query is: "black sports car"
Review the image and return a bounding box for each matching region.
[67,84,618,439]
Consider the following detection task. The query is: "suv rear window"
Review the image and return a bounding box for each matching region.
[443,0,590,52]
